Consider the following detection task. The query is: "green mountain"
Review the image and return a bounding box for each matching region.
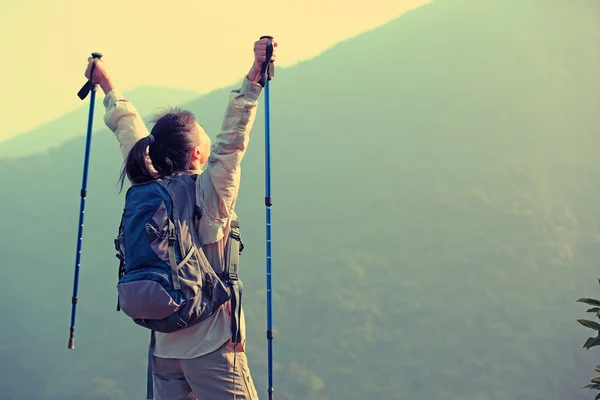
[1,0,600,399]
[0,86,200,160]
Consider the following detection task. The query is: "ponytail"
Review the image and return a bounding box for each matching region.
[117,108,202,191]
[119,135,156,190]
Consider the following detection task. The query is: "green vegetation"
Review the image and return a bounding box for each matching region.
[577,281,600,399]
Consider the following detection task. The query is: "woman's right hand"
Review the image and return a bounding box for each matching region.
[84,58,114,94]
[247,37,278,84]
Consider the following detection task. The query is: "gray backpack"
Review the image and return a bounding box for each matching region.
[115,173,243,337]
[114,173,244,398]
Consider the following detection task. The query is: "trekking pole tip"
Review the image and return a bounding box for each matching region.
[68,328,75,349]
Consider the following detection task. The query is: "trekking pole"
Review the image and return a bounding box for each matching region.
[68,52,103,350]
[258,35,275,400]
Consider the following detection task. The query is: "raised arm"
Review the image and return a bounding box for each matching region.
[84,58,150,162]
[203,38,277,219]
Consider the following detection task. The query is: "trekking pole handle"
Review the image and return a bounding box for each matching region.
[77,52,103,100]
[258,36,275,87]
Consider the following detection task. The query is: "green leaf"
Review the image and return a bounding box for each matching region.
[578,319,600,330]
[592,377,600,384]
[585,337,600,350]
[583,383,600,390]
[578,298,600,307]
[588,308,600,313]
[595,365,600,373]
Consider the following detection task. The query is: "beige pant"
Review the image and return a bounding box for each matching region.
[152,342,259,400]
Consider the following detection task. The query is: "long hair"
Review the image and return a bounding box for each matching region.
[119,108,201,190]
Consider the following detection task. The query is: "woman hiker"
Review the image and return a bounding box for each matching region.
[84,37,278,400]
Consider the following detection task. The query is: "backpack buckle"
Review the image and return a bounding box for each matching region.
[229,224,244,254]
[168,225,177,244]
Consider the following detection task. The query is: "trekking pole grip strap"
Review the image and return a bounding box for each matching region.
[258,36,274,87]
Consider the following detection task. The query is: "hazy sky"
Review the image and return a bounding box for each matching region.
[0,0,429,142]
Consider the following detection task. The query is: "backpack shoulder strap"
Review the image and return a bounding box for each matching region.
[157,174,206,258]
[227,218,244,343]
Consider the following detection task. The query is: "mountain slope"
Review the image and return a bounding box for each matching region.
[0,86,200,159]
[1,1,600,399]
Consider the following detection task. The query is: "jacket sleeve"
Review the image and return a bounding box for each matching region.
[196,77,262,244]
[103,89,150,162]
